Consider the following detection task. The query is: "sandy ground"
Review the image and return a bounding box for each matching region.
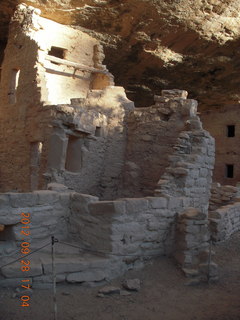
[0,232,240,320]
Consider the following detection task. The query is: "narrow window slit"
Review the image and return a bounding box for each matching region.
[226,164,234,178]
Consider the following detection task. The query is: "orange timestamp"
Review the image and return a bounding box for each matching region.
[20,212,31,307]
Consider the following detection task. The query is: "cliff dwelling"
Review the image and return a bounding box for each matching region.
[0,2,240,320]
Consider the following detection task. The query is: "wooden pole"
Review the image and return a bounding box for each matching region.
[45,55,108,74]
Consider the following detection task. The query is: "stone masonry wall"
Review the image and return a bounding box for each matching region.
[209,182,238,211]
[175,208,218,284]
[0,5,133,197]
[0,88,217,285]
[209,201,240,241]
[0,4,100,192]
[121,90,193,197]
[0,190,179,286]
[152,98,216,281]
[45,87,134,200]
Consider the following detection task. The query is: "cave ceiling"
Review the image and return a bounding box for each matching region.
[0,0,240,109]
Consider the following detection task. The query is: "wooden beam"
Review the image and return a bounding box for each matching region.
[45,55,108,74]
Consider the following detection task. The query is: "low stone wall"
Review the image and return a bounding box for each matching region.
[0,190,182,286]
[0,190,73,265]
[209,201,240,241]
[0,190,211,286]
[76,196,183,257]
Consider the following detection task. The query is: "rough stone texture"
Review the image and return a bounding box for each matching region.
[0,6,219,287]
[209,202,240,242]
[121,92,200,197]
[46,86,134,200]
[0,4,134,199]
[0,106,216,285]
[122,278,141,291]
[154,115,215,215]
[174,208,218,283]
[209,183,238,211]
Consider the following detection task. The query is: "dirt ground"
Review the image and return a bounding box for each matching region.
[0,232,240,320]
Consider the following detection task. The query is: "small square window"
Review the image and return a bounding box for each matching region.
[48,46,67,59]
[226,164,234,178]
[227,125,235,137]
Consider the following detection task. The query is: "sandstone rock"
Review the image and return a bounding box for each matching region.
[122,279,141,291]
[47,183,70,192]
[120,290,132,296]
[98,286,121,295]
[180,208,207,221]
[66,270,106,283]
[161,89,188,99]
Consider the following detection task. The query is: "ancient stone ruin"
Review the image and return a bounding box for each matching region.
[0,4,240,288]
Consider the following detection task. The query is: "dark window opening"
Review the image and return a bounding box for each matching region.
[65,136,82,172]
[227,125,235,137]
[226,164,234,178]
[95,127,102,137]
[48,46,67,59]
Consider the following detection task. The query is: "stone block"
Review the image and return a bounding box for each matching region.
[29,226,51,240]
[58,192,71,207]
[33,190,58,205]
[89,200,126,219]
[146,197,168,209]
[208,211,221,219]
[0,194,10,206]
[42,257,90,274]
[161,89,188,99]
[66,270,106,283]
[1,259,43,278]
[182,99,198,117]
[125,198,149,214]
[0,277,33,288]
[33,274,66,283]
[185,224,201,234]
[122,278,141,291]
[168,197,183,210]
[199,262,218,277]
[71,192,98,214]
[182,268,199,278]
[9,193,38,208]
[0,211,21,225]
[179,208,206,220]
[167,167,188,176]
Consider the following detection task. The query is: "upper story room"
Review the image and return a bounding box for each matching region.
[0,4,113,107]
